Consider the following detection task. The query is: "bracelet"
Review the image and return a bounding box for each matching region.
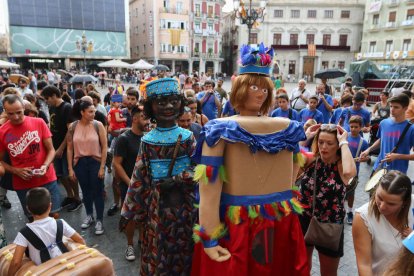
[193,223,227,248]
[339,141,349,148]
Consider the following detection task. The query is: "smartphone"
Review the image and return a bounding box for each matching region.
[32,169,43,175]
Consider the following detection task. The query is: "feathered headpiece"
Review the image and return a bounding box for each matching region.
[239,43,274,76]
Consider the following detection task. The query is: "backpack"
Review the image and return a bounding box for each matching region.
[20,219,68,263]
[69,120,100,144]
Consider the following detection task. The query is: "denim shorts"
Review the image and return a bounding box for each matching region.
[16,180,62,217]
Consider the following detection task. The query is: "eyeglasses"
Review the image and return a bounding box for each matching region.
[320,124,337,131]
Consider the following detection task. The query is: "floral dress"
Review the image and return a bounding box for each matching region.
[299,159,346,224]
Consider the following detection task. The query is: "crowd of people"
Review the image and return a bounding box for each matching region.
[0,50,414,275]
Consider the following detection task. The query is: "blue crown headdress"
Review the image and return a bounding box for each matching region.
[145,78,180,98]
[239,43,274,76]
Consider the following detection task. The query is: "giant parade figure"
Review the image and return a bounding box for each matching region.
[191,43,309,275]
[120,78,197,275]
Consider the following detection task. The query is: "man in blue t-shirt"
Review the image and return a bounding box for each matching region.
[315,84,334,123]
[222,100,237,117]
[196,80,221,120]
[361,94,414,175]
[339,92,371,132]
[298,96,324,124]
[271,93,299,121]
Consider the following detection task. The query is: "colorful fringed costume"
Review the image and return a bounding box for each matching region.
[121,78,197,275]
[191,119,309,276]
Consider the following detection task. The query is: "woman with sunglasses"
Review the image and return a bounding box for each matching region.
[353,170,413,276]
[119,78,197,275]
[299,123,356,276]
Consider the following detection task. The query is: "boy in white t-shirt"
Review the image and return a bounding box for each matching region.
[8,187,85,276]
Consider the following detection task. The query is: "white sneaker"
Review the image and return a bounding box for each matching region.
[125,245,136,261]
[95,220,104,235]
[81,215,94,229]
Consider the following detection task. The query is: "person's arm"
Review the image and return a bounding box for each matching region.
[39,137,55,175]
[97,122,108,179]
[300,91,309,104]
[197,140,231,262]
[70,232,86,245]
[113,155,130,185]
[360,138,380,159]
[214,94,222,116]
[66,123,76,181]
[201,114,209,125]
[114,110,127,122]
[198,92,212,105]
[353,213,374,276]
[7,245,26,276]
[55,122,71,158]
[321,95,333,112]
[337,126,357,184]
[372,103,379,118]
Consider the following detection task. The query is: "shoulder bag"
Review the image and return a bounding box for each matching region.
[304,158,344,251]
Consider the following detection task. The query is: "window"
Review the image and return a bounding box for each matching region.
[341,10,350,18]
[274,9,283,18]
[290,34,298,45]
[144,44,146,52]
[389,11,396,22]
[308,10,316,18]
[208,6,213,18]
[273,33,282,45]
[323,34,331,46]
[339,34,348,46]
[322,61,329,69]
[369,41,376,53]
[372,14,379,25]
[163,0,169,8]
[385,40,393,52]
[195,22,201,32]
[288,60,296,74]
[403,39,412,51]
[160,19,166,29]
[176,2,183,14]
[324,10,333,18]
[136,46,139,53]
[306,34,315,44]
[250,33,258,44]
[338,61,345,69]
[291,10,300,18]
[208,23,213,31]
[195,4,200,17]
[407,9,414,20]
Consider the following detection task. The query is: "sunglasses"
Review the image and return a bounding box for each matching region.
[320,124,337,131]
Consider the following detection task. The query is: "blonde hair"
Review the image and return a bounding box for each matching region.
[230,74,274,115]
[304,119,317,131]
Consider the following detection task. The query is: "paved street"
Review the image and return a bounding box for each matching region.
[2,80,413,275]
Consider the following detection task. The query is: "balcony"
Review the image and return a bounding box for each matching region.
[384,21,398,30]
[159,7,188,15]
[388,0,400,6]
[194,29,202,34]
[405,0,414,4]
[401,20,414,27]
[271,44,351,51]
[368,24,381,32]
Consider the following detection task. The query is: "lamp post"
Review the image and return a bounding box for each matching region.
[233,0,267,44]
[76,32,93,72]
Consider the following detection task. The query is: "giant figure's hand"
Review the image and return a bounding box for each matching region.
[204,246,231,262]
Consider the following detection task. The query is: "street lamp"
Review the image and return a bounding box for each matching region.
[76,32,93,72]
[233,0,267,44]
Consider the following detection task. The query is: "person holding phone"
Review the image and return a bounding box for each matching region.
[196,80,222,120]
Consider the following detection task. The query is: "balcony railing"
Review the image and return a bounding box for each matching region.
[384,21,398,29]
[406,0,414,4]
[159,7,188,15]
[271,44,351,51]
[388,0,400,6]
[401,20,414,27]
[368,24,381,31]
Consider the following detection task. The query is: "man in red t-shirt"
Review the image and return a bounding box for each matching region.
[0,95,60,219]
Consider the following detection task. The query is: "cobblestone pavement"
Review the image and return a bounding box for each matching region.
[3,80,413,275]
